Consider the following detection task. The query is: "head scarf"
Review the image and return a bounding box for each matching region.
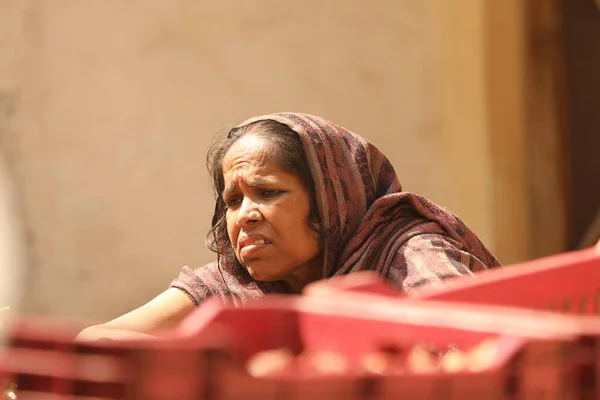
[180,112,500,303]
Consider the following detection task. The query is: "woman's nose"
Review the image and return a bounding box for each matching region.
[236,198,262,226]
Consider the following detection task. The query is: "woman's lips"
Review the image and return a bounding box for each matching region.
[239,239,271,258]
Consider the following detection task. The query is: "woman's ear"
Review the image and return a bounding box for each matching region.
[313,230,320,242]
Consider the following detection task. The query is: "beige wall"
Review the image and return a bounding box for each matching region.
[0,0,503,320]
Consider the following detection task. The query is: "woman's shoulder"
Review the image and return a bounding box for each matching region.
[169,261,271,306]
[169,262,227,306]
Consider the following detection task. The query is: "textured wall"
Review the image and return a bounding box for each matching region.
[0,0,496,320]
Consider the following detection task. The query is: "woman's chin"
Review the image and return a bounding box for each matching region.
[245,265,281,282]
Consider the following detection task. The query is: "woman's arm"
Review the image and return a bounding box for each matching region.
[75,288,196,342]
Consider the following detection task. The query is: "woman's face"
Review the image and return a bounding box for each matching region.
[222,134,323,290]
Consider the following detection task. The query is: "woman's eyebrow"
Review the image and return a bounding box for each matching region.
[222,178,275,197]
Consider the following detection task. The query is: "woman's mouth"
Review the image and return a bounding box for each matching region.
[240,239,271,258]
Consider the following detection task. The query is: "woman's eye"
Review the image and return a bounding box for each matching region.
[225,198,241,208]
[262,190,282,198]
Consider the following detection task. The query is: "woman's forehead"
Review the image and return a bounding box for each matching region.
[221,133,306,190]
[222,138,281,185]
[223,158,289,183]
[221,161,292,196]
[223,135,269,165]
[222,143,271,175]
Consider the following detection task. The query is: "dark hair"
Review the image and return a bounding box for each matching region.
[205,120,325,260]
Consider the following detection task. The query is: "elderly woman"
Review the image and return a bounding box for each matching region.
[77,113,500,341]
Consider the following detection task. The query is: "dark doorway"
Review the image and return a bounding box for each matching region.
[562,0,600,248]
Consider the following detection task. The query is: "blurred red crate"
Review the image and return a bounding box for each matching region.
[308,244,600,316]
[298,288,600,399]
[303,270,405,299]
[412,245,600,314]
[3,294,600,399]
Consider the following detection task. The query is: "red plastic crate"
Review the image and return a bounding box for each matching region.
[146,293,600,399]
[412,245,600,314]
[0,293,600,400]
[308,245,600,315]
[0,314,246,399]
[303,270,406,299]
[300,287,600,399]
[4,294,600,399]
